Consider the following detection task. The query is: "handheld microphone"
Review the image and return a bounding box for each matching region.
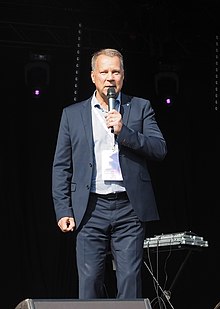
[107,87,116,111]
[107,87,116,133]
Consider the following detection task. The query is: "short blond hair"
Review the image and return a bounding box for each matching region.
[91,48,124,71]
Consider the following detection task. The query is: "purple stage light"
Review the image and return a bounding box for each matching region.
[32,88,41,98]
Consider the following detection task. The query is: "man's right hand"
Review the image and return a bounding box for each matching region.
[58,217,75,232]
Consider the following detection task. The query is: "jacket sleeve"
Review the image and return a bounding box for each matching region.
[52,108,74,222]
[117,98,167,161]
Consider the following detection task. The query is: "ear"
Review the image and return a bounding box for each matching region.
[91,71,95,84]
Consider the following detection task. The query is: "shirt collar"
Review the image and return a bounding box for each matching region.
[91,90,121,109]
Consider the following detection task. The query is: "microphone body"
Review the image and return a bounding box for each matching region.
[107,87,116,133]
[108,96,116,111]
[107,87,116,111]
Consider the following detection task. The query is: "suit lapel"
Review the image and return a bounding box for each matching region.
[120,93,132,125]
[81,98,94,149]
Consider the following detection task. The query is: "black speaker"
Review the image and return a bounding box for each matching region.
[15,298,152,309]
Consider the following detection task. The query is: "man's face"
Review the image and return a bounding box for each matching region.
[91,55,124,99]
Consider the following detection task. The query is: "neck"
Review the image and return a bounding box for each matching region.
[100,101,108,111]
[95,91,108,110]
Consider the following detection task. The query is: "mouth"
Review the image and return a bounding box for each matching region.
[106,85,115,88]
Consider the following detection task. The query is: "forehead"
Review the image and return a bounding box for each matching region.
[96,55,121,69]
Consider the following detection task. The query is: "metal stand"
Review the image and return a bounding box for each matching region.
[143,232,208,308]
[168,249,192,292]
[143,247,197,309]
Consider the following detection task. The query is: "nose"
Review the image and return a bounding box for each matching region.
[106,72,114,80]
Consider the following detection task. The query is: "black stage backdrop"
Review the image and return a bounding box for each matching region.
[0,1,219,308]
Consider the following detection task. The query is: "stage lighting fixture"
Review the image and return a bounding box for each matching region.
[154,69,179,107]
[25,53,50,99]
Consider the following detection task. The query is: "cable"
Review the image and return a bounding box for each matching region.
[143,259,175,309]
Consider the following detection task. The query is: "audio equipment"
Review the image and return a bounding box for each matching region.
[144,231,208,251]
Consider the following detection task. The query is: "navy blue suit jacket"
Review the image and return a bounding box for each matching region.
[52,93,167,229]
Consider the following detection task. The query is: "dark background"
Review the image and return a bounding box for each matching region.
[1,1,219,308]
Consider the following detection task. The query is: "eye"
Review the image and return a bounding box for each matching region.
[113,71,121,76]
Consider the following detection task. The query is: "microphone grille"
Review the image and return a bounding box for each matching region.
[107,87,116,98]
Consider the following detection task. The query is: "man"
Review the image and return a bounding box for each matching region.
[52,48,167,299]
